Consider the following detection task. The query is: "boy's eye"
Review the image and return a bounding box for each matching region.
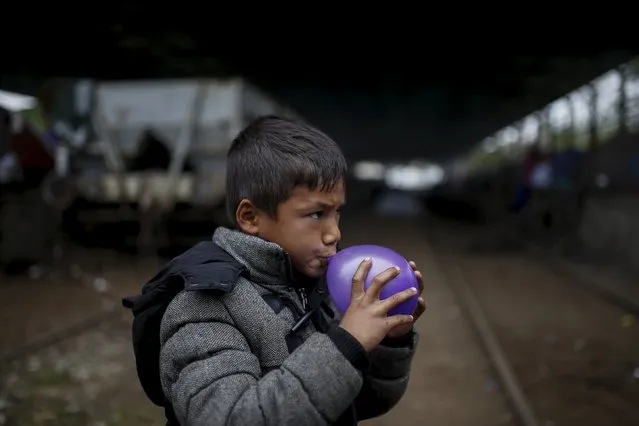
[309,211,323,219]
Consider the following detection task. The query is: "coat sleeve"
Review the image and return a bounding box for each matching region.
[159,291,366,426]
[354,330,419,420]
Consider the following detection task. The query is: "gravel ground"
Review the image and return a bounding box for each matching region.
[429,220,639,426]
[0,246,164,426]
[0,316,164,426]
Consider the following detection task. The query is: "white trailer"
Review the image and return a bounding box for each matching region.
[76,78,297,206]
[61,77,300,253]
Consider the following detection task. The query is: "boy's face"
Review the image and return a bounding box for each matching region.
[237,180,345,279]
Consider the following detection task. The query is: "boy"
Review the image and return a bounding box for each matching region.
[156,116,426,425]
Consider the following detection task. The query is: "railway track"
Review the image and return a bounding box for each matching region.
[426,220,639,426]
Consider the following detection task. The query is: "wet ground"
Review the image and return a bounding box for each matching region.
[429,222,639,426]
[0,248,165,425]
[1,214,638,425]
[0,318,162,426]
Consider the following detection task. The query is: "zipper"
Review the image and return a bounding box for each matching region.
[281,250,310,313]
[295,287,309,312]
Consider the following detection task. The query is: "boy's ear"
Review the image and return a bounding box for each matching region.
[236,199,260,235]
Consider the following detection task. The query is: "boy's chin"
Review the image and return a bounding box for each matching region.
[296,264,327,280]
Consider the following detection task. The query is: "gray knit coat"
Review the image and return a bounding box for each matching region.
[159,227,419,425]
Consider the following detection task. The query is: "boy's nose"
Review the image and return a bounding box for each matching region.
[322,222,341,247]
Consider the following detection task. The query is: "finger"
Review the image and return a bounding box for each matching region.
[365,266,400,302]
[419,296,428,311]
[350,257,372,301]
[416,297,428,314]
[409,260,417,270]
[415,271,424,294]
[377,286,418,313]
[413,297,427,320]
[385,314,414,330]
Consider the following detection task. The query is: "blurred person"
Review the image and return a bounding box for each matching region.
[125,116,427,425]
[0,97,58,274]
[0,107,22,184]
[510,143,548,212]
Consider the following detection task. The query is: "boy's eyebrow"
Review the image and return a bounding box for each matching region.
[300,199,346,210]
[312,200,346,209]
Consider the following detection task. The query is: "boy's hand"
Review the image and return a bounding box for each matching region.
[339,258,417,352]
[386,260,427,339]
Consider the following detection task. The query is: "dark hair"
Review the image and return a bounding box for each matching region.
[225,115,347,225]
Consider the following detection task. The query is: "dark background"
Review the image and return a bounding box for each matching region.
[3,7,637,162]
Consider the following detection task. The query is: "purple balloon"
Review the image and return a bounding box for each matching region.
[326,244,419,316]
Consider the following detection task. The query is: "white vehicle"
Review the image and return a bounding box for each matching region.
[56,78,300,252]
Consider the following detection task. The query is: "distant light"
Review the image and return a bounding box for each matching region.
[353,161,386,181]
[385,164,445,191]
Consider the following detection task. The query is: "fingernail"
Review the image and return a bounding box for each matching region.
[411,287,418,294]
[364,257,371,262]
[394,266,400,272]
[409,315,414,321]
